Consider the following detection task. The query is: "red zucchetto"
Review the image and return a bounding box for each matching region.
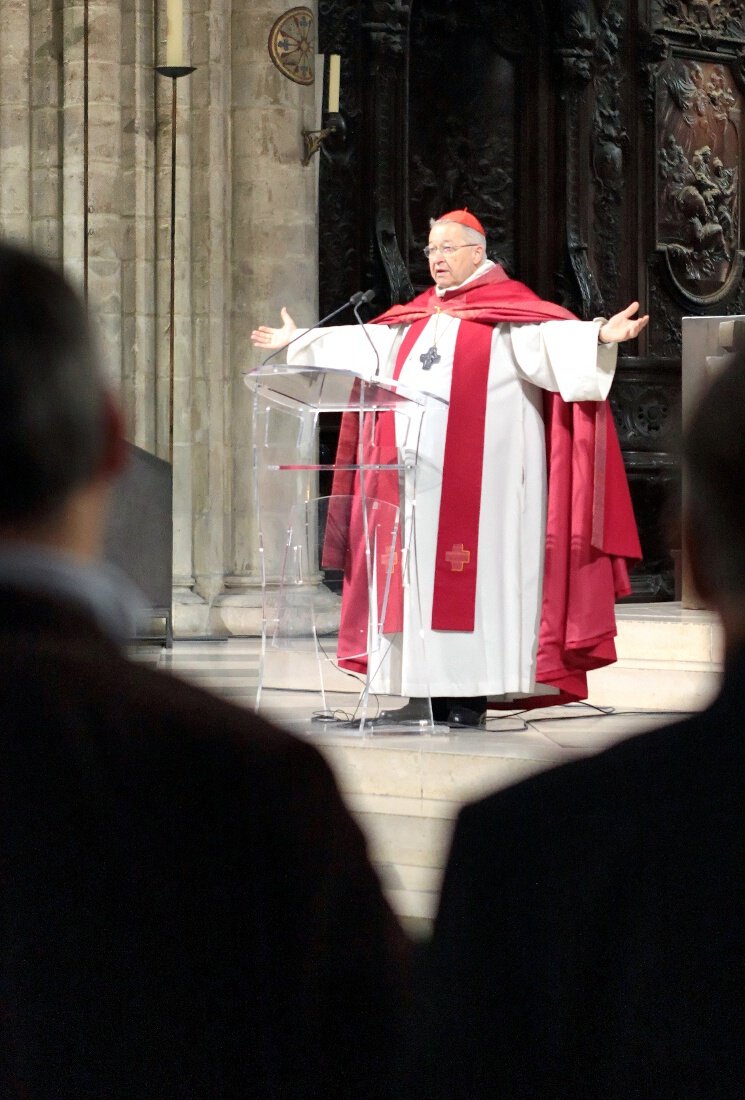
[435,208,486,236]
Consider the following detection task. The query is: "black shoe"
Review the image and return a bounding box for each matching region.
[447,705,486,729]
[376,698,431,724]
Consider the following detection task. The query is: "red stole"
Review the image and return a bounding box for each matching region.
[431,322,492,630]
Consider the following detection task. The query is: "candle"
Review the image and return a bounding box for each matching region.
[166,0,184,67]
[315,53,325,128]
[327,54,340,113]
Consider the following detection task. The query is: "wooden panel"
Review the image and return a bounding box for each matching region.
[316,0,745,599]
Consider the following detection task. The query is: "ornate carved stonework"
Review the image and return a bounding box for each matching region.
[623,467,679,600]
[363,0,412,302]
[316,0,745,598]
[591,1,626,307]
[610,358,682,601]
[612,379,678,452]
[555,2,594,84]
[407,1,533,288]
[554,0,605,317]
[318,0,364,316]
[652,1,745,42]
[642,33,673,117]
[648,258,686,353]
[409,122,515,287]
[656,56,743,301]
[648,247,745,361]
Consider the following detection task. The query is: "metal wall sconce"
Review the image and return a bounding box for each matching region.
[302,110,347,165]
[301,50,343,166]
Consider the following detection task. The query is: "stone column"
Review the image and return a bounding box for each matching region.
[213,0,331,635]
[0,0,32,246]
[60,2,86,289]
[85,0,125,389]
[30,0,62,260]
[174,0,233,631]
[2,0,337,641]
[121,0,158,451]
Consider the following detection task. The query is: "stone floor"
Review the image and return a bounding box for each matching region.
[131,601,721,928]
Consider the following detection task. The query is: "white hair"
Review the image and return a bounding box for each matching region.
[429,217,486,249]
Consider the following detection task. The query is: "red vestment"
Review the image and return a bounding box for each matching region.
[326,265,641,703]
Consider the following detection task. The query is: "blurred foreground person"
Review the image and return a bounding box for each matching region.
[419,350,745,1096]
[0,242,408,1098]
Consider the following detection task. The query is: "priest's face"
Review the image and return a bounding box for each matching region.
[427,223,484,290]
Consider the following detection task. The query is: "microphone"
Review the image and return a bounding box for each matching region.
[351,290,380,377]
[350,289,375,307]
[261,290,375,366]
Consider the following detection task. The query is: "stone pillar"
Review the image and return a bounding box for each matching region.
[30,0,62,260]
[86,0,125,389]
[1,0,336,640]
[0,0,32,246]
[182,0,233,627]
[60,2,86,289]
[213,0,326,635]
[121,0,158,451]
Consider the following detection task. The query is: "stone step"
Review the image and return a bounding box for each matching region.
[263,602,724,713]
[587,660,719,712]
[587,603,722,712]
[613,604,722,663]
[377,862,443,923]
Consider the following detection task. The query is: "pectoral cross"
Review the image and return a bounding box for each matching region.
[419,345,441,371]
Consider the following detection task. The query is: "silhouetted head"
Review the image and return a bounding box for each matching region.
[0,242,111,528]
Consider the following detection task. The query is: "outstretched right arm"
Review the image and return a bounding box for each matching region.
[250,306,298,350]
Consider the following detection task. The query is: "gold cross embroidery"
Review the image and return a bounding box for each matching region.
[445,543,471,572]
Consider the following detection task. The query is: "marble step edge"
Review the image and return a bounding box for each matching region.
[382,885,438,922]
[347,792,462,822]
[603,657,721,670]
[356,810,453,871]
[376,860,446,922]
[319,744,553,804]
[587,664,720,712]
[376,860,445,894]
[614,616,722,664]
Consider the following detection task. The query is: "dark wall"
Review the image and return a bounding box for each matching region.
[318,0,745,600]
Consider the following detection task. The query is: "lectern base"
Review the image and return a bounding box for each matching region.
[279,717,450,738]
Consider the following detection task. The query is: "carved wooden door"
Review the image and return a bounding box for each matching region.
[318,0,745,600]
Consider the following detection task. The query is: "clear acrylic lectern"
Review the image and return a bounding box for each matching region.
[243,361,447,735]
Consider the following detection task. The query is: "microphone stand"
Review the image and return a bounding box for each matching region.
[352,289,380,377]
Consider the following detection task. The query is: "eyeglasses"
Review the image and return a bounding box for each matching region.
[422,243,479,259]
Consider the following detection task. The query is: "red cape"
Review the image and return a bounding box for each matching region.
[327,265,641,703]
